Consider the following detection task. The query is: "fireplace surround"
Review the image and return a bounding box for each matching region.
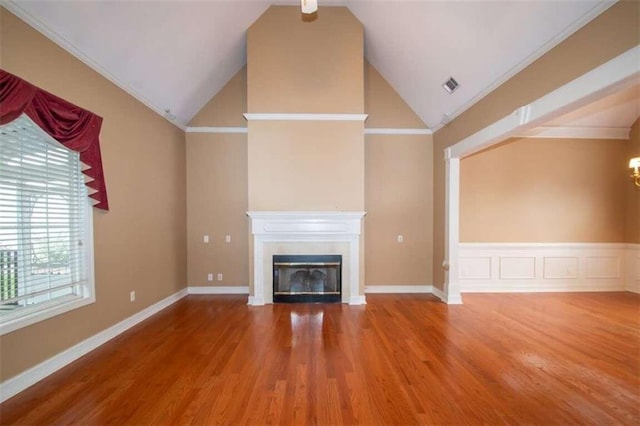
[247,211,366,305]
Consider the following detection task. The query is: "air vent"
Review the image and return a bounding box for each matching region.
[442,77,459,94]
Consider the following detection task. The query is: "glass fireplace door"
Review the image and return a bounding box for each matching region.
[273,255,341,303]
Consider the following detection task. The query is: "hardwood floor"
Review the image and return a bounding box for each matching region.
[1,292,639,425]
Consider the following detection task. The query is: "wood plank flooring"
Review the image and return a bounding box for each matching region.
[1,292,638,425]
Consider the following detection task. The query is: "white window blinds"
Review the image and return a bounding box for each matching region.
[0,114,91,321]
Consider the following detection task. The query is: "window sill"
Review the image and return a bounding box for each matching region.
[0,295,95,336]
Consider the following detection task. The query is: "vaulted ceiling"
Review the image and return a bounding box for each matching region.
[3,0,616,130]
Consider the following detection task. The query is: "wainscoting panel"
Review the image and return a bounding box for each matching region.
[543,257,579,279]
[499,257,536,280]
[458,243,630,293]
[459,257,492,279]
[586,257,621,279]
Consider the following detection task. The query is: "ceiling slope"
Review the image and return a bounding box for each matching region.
[2,0,614,130]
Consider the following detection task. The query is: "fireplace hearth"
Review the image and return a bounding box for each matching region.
[273,255,341,303]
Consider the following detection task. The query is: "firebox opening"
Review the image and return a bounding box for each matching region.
[273,254,342,303]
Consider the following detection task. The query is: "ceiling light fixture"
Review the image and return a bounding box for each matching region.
[301,0,318,14]
[630,157,640,187]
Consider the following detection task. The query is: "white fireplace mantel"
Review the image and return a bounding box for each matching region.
[247,211,366,306]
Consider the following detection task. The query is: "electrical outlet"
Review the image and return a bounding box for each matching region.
[130,291,136,302]
[203,235,209,243]
[225,235,231,243]
[217,273,223,281]
[207,273,213,281]
[397,235,404,243]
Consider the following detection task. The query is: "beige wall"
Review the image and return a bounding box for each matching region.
[460,137,629,242]
[363,62,433,286]
[246,6,365,212]
[627,119,640,243]
[247,6,363,114]
[0,9,187,381]
[365,135,433,285]
[247,120,365,211]
[186,134,248,287]
[432,1,640,289]
[189,67,247,127]
[187,37,433,288]
[364,63,426,129]
[187,67,249,289]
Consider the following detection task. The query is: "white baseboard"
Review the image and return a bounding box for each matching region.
[348,295,367,305]
[461,283,626,293]
[247,296,264,306]
[365,285,433,293]
[0,288,188,403]
[187,286,249,294]
[431,286,446,302]
[458,243,630,293]
[363,285,456,303]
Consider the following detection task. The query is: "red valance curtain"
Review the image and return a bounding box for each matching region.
[0,69,109,210]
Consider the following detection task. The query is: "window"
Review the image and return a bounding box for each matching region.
[0,114,95,335]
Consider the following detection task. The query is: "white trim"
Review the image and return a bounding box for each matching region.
[348,295,367,305]
[443,155,463,305]
[187,286,249,294]
[364,128,432,135]
[185,127,248,134]
[462,284,625,293]
[243,113,368,122]
[431,286,447,303]
[247,211,366,306]
[443,46,640,305]
[0,288,188,403]
[460,242,631,250]
[365,285,433,293]
[626,244,640,294]
[1,1,186,131]
[458,243,628,293]
[430,1,616,132]
[449,45,640,158]
[515,126,630,140]
[0,118,97,336]
[184,126,433,136]
[0,296,95,337]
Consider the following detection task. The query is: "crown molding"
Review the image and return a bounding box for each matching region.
[243,113,368,121]
[515,126,630,140]
[2,0,185,130]
[185,126,434,136]
[186,126,248,134]
[364,128,432,135]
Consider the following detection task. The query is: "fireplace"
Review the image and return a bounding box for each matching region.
[246,211,366,305]
[273,255,342,303]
